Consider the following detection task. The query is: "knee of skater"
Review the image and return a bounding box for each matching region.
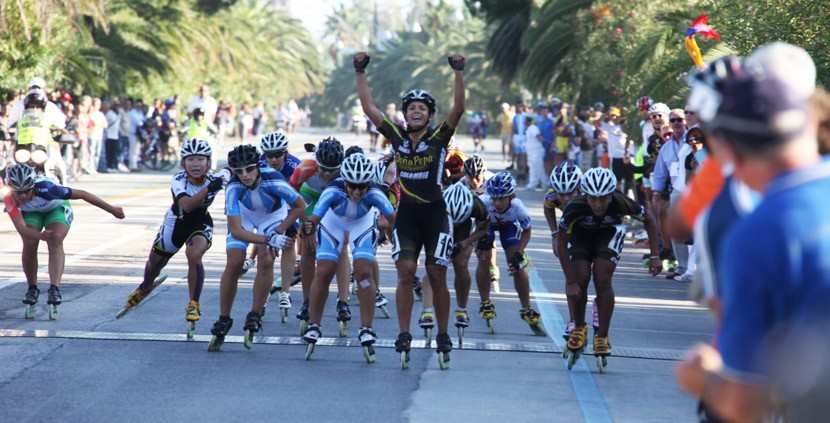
[565,284,583,298]
[356,278,373,291]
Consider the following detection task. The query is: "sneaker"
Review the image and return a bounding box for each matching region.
[673,272,693,283]
[117,164,130,173]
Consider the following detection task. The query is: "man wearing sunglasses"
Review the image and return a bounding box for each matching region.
[240,131,302,319]
[208,145,306,351]
[4,163,124,319]
[652,109,689,277]
[302,153,395,362]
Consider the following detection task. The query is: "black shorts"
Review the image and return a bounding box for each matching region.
[392,200,452,267]
[153,210,213,257]
[567,224,626,264]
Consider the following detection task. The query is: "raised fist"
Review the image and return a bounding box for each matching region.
[448,54,466,71]
[353,52,371,73]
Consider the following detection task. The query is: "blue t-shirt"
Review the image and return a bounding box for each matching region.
[718,159,830,380]
[312,179,394,220]
[258,153,300,180]
[537,116,555,148]
[225,166,300,217]
[20,177,72,213]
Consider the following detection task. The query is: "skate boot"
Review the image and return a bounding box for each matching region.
[436,332,453,370]
[413,276,423,302]
[185,300,201,339]
[22,285,39,320]
[479,300,496,334]
[591,298,599,333]
[278,291,292,323]
[241,258,255,276]
[375,290,390,318]
[563,323,588,369]
[243,310,262,350]
[489,265,501,293]
[395,332,413,369]
[520,307,546,336]
[358,327,378,364]
[46,285,61,320]
[418,310,434,347]
[336,300,351,337]
[303,324,321,360]
[207,316,233,352]
[593,335,612,373]
[297,301,309,336]
[115,274,167,319]
[562,320,575,342]
[454,309,469,348]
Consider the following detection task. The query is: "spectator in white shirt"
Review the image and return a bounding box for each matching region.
[524,115,546,191]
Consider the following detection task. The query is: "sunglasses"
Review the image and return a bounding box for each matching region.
[684,110,696,115]
[649,114,664,120]
[670,118,685,123]
[346,182,369,191]
[13,188,33,194]
[687,136,703,143]
[232,165,258,175]
[265,151,286,159]
[319,165,339,174]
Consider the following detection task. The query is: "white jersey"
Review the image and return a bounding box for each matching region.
[169,171,220,217]
[483,197,532,230]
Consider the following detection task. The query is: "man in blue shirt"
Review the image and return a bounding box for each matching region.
[676,42,828,421]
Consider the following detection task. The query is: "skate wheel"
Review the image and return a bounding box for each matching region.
[437,352,450,370]
[281,309,288,323]
[400,351,409,369]
[457,328,464,350]
[597,356,608,373]
[486,319,495,335]
[207,336,224,352]
[299,320,308,337]
[338,321,348,337]
[363,346,376,364]
[379,306,390,319]
[530,325,546,337]
[48,305,58,320]
[424,328,432,348]
[243,330,255,350]
[186,323,196,340]
[115,306,130,319]
[305,343,315,361]
[25,305,36,320]
[567,351,580,370]
[562,349,570,359]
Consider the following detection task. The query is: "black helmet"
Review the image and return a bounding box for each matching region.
[24,91,47,110]
[316,137,344,168]
[344,145,364,158]
[463,154,486,178]
[401,89,436,115]
[227,144,259,168]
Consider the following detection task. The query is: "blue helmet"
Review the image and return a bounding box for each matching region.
[486,171,516,198]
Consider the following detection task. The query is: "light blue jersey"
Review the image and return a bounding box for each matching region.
[225,168,299,217]
[312,179,394,221]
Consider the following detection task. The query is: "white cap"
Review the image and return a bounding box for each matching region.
[745,42,816,102]
[647,102,670,116]
[28,77,46,89]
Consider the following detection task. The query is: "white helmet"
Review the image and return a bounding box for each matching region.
[443,182,474,225]
[373,160,388,185]
[580,168,617,197]
[180,138,212,158]
[260,131,289,153]
[550,160,582,194]
[5,163,37,191]
[340,153,374,184]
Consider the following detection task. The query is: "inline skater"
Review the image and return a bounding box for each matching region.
[4,163,124,319]
[354,51,466,369]
[302,153,395,363]
[207,145,305,351]
[558,168,661,372]
[115,139,224,338]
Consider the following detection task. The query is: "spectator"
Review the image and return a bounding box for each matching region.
[511,102,528,180]
[536,103,555,175]
[498,102,514,163]
[676,42,828,422]
[652,108,689,278]
[601,107,633,196]
[524,115,545,191]
[575,106,595,172]
[187,84,218,123]
[127,99,146,170]
[117,98,132,173]
[90,98,107,173]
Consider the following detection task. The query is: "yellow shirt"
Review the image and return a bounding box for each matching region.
[499,111,514,136]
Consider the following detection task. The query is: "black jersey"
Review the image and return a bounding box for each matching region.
[377,118,455,205]
[559,191,646,234]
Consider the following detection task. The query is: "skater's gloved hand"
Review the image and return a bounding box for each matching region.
[648,256,662,276]
[207,177,224,193]
[267,231,293,249]
[448,54,466,71]
[353,52,371,73]
[214,168,232,184]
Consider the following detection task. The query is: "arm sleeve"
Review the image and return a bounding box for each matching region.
[171,175,189,199]
[432,121,457,148]
[312,188,338,218]
[376,117,402,142]
[716,227,774,380]
[368,188,395,218]
[651,147,669,192]
[516,200,532,230]
[224,183,242,216]
[4,195,21,220]
[679,157,725,228]
[274,181,300,205]
[38,181,72,200]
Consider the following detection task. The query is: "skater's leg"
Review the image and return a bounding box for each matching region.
[353,258,375,327]
[452,245,474,309]
[475,248,492,302]
[21,234,40,287]
[252,246,277,313]
[45,222,69,288]
[567,260,592,326]
[592,258,616,338]
[300,236,316,301]
[421,274,433,309]
[335,242,351,302]
[185,235,209,302]
[280,241,297,292]
[308,260,337,325]
[506,246,531,309]
[219,248,246,316]
[395,259,417,333]
[425,263,450,334]
[140,251,170,292]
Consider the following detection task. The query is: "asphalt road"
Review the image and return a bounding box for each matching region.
[0,130,712,422]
